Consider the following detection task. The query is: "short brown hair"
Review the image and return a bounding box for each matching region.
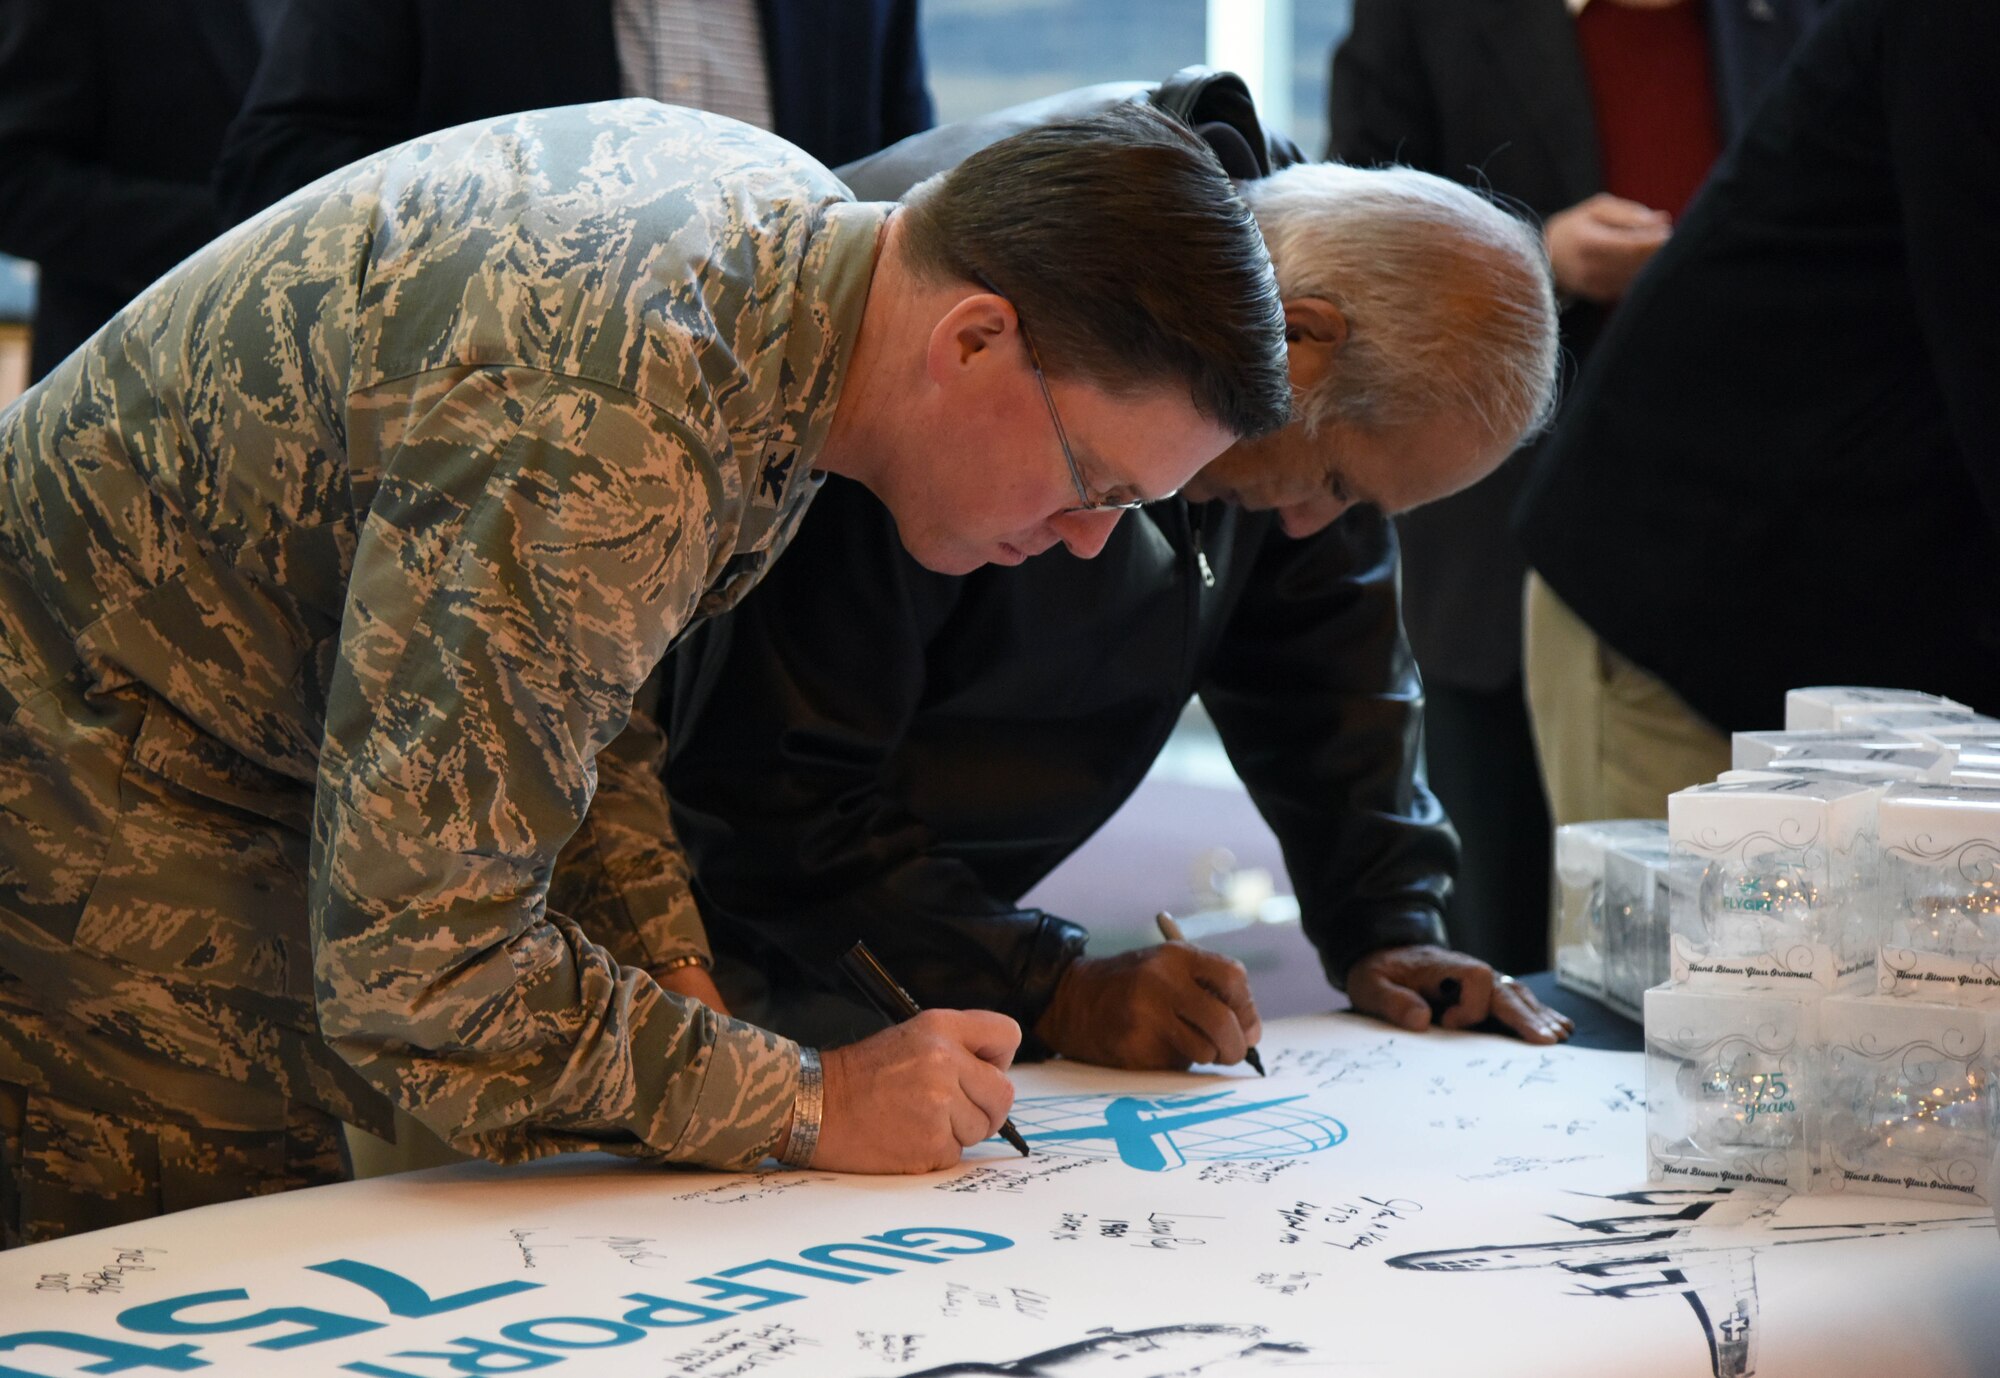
[898,101,1290,439]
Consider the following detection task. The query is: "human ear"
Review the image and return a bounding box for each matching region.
[1281,296,1347,391]
[925,290,1015,385]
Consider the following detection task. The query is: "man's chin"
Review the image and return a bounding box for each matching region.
[897,534,1038,576]
[901,541,988,577]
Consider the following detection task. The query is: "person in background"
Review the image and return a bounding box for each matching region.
[1326,0,1829,973]
[0,0,282,380]
[1515,0,1999,774]
[213,0,931,223]
[0,100,1291,1245]
[664,75,1574,1073]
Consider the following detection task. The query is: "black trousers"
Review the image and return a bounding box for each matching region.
[1422,677,1552,976]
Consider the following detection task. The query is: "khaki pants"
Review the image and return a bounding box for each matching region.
[1524,572,1730,825]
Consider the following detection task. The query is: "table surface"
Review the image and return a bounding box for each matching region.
[4,1013,1992,1378]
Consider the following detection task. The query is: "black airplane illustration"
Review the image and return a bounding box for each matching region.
[1388,1185,1988,1378]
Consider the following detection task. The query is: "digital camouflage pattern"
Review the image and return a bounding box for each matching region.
[0,100,885,1234]
[0,1082,345,1248]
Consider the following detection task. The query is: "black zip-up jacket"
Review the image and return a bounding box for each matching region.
[664,72,1458,1045]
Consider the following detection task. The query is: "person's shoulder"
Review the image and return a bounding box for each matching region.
[1342,0,1560,70]
[514,100,843,184]
[363,101,849,258]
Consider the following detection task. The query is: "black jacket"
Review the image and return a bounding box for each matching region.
[668,478,1455,1038]
[1328,0,1826,690]
[837,67,1293,193]
[1515,0,2000,731]
[213,0,933,224]
[0,0,273,379]
[668,74,1451,1039]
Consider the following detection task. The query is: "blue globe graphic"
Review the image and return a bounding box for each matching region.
[1007,1091,1347,1171]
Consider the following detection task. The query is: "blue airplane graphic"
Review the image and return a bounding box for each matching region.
[1018,1092,1316,1171]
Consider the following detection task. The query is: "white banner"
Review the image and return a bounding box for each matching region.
[5,1015,1995,1378]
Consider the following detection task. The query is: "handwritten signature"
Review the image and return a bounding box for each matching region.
[1278,1196,1423,1251]
[36,1246,162,1295]
[506,1227,566,1271]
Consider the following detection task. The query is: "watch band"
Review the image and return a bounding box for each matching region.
[778,1045,824,1168]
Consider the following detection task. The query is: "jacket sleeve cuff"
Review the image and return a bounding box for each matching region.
[1318,907,1449,989]
[1008,915,1090,1062]
[636,991,801,1170]
[436,971,800,1170]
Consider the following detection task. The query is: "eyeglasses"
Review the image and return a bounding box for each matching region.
[981,278,1156,514]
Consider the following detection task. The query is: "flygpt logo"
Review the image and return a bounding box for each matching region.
[1007,1091,1347,1171]
[1721,876,1773,912]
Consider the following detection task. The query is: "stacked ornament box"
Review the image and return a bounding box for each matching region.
[1637,686,2000,1202]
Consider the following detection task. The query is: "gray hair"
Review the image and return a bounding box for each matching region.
[1239,162,1558,449]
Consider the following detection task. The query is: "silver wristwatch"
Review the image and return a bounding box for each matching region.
[778,1045,824,1168]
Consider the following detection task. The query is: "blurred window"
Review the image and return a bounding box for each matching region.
[919,1,1352,159]
[0,256,36,408]
[1291,0,1353,159]
[0,255,34,323]
[921,0,1208,124]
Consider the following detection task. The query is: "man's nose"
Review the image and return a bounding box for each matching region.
[1051,508,1124,559]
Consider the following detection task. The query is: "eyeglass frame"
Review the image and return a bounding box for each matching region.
[974,276,1159,514]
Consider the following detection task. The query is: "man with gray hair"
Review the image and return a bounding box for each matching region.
[1186,160,1557,536]
[664,74,1571,1072]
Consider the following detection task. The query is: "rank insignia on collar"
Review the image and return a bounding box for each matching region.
[758,445,798,504]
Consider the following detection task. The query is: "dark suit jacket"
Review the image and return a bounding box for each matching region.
[1327,0,1823,691]
[1515,0,2000,731]
[214,0,933,224]
[0,0,274,379]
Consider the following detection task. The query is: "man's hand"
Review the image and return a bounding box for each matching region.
[1346,944,1573,1045]
[810,1009,1020,1173]
[1543,193,1671,303]
[652,962,731,1016]
[1034,947,1263,1070]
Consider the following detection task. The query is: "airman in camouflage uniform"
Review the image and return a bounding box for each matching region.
[0,101,874,1245]
[0,94,1292,1245]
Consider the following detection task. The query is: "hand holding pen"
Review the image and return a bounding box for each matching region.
[835,942,1031,1157]
[783,942,1023,1173]
[1030,913,1263,1072]
[1155,912,1264,1075]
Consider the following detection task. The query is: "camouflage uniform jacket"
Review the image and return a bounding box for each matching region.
[0,100,883,1170]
